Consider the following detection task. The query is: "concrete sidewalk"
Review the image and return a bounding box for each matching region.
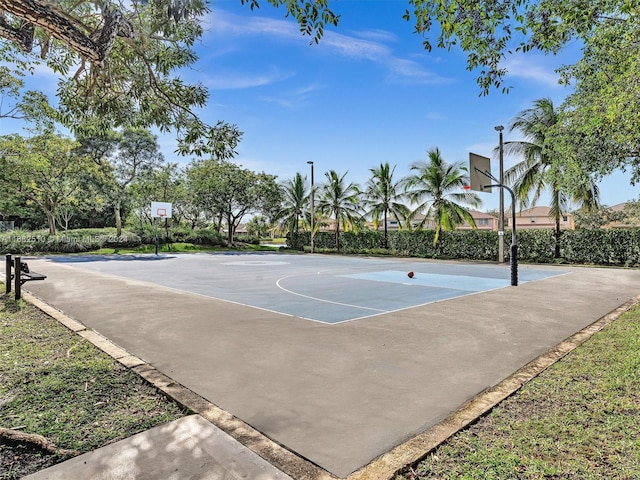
[13,256,640,479]
[24,415,294,480]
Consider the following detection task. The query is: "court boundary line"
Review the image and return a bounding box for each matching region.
[275,274,387,312]
[321,270,573,325]
[38,257,573,326]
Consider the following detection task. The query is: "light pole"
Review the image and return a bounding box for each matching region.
[495,125,505,263]
[307,161,315,253]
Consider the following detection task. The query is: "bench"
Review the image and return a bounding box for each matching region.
[5,254,47,300]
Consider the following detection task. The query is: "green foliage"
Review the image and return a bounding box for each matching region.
[0,229,141,254]
[561,229,640,266]
[552,4,640,183]
[316,170,362,250]
[233,235,261,245]
[185,159,282,246]
[338,231,385,253]
[0,132,104,235]
[290,227,640,266]
[403,148,481,246]
[130,225,226,246]
[277,172,309,235]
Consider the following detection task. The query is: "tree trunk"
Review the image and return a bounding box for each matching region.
[46,210,56,235]
[0,0,131,64]
[227,214,233,246]
[555,217,561,258]
[383,209,388,249]
[115,201,122,237]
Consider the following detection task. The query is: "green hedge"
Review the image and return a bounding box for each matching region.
[0,229,142,254]
[560,229,640,266]
[289,228,640,266]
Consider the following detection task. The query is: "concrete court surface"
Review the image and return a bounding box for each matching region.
[21,254,640,478]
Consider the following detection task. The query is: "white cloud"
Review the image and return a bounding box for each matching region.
[386,58,451,85]
[204,67,295,90]
[206,9,452,85]
[352,29,398,43]
[208,10,300,39]
[502,54,564,88]
[259,82,322,110]
[424,111,445,121]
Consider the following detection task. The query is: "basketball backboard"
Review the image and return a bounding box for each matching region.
[151,201,172,218]
[468,153,492,192]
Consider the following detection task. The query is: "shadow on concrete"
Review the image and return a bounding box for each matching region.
[48,255,176,263]
[24,415,292,480]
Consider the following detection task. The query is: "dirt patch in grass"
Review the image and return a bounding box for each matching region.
[0,290,188,479]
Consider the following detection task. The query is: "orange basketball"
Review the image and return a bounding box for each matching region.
[407,271,414,278]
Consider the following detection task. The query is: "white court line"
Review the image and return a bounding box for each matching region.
[275,275,387,313]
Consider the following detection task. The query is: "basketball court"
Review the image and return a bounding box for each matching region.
[20,253,640,477]
[46,253,566,324]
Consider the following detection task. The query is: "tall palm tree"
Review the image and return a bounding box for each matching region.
[504,97,600,257]
[278,172,309,235]
[317,170,361,250]
[403,147,481,245]
[363,162,409,248]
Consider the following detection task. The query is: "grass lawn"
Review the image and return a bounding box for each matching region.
[92,242,281,255]
[0,286,188,479]
[396,305,640,479]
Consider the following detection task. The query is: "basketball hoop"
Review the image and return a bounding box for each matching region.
[463,185,471,191]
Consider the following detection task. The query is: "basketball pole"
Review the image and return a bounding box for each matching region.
[154,216,159,255]
[495,125,505,263]
[474,166,518,286]
[307,161,315,253]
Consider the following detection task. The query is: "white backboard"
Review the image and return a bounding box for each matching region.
[468,153,493,193]
[151,201,173,218]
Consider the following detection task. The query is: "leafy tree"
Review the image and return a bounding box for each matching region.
[401,1,639,187]
[403,0,637,93]
[504,98,599,256]
[0,67,54,129]
[0,1,337,156]
[246,215,270,238]
[106,129,165,236]
[0,132,100,234]
[572,205,625,230]
[403,147,481,246]
[362,162,409,248]
[55,170,110,230]
[316,170,361,250]
[278,172,309,235]
[129,163,184,234]
[551,11,640,184]
[186,159,281,246]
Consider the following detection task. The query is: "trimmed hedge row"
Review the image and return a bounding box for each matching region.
[290,228,640,266]
[0,226,259,255]
[0,229,142,254]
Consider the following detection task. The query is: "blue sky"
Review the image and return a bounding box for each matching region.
[3,0,636,211]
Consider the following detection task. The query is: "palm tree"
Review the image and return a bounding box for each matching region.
[504,97,600,257]
[317,170,361,250]
[403,147,481,245]
[363,162,409,248]
[278,172,309,236]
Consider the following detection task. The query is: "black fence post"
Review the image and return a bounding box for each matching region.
[14,256,21,300]
[5,254,11,294]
